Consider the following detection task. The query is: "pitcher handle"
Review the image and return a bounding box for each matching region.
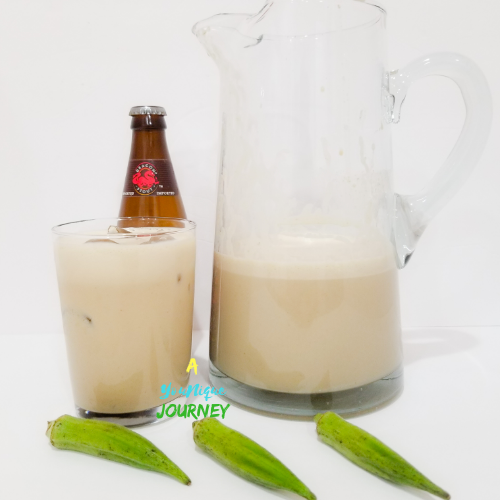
[389,53,492,267]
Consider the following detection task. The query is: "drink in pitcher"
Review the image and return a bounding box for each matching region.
[211,251,401,394]
[209,232,403,415]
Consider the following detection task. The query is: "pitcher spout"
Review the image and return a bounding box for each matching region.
[193,0,378,51]
[192,13,261,62]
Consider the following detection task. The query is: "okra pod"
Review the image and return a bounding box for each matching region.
[193,417,316,500]
[315,412,450,499]
[46,415,191,484]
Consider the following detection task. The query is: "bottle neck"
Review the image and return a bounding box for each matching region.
[129,115,170,160]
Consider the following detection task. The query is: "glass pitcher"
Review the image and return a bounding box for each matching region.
[193,0,492,417]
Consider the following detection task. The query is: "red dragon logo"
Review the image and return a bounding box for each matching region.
[132,163,159,195]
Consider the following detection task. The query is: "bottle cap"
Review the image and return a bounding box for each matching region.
[129,106,167,116]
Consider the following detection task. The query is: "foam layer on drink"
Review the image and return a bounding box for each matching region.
[215,237,395,280]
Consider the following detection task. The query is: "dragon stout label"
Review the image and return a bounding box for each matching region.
[119,106,186,218]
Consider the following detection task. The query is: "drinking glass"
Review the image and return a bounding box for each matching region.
[53,217,196,426]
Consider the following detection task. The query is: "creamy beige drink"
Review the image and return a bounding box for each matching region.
[54,225,195,414]
[211,241,402,394]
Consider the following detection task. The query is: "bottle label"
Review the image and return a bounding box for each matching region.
[122,160,179,196]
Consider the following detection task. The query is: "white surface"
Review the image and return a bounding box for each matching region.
[1,327,499,500]
[0,0,499,334]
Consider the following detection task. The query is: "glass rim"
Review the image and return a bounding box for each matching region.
[51,217,196,237]
[192,3,386,42]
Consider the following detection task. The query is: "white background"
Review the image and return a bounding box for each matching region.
[1,0,499,335]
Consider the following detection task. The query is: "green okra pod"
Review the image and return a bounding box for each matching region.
[315,412,450,499]
[46,414,191,485]
[193,417,316,500]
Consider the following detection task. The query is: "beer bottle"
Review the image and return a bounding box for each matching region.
[119,106,186,219]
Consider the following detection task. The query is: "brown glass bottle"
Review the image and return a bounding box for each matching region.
[119,106,186,219]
